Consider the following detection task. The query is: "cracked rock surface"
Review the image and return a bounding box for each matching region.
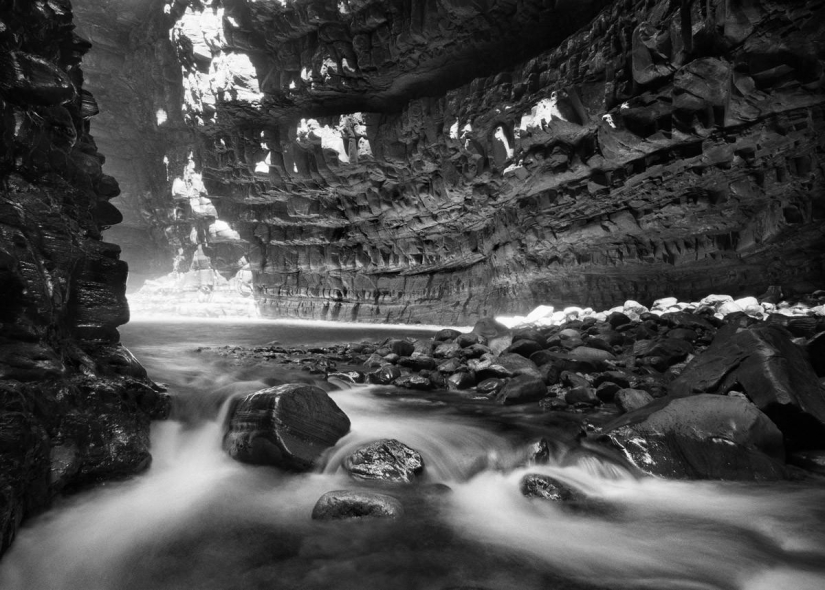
[72,0,825,323]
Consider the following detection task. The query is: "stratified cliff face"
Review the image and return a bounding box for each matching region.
[0,0,167,556]
[77,0,825,323]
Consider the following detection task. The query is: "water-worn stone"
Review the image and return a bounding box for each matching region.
[600,395,786,480]
[435,329,461,341]
[615,388,654,413]
[565,386,599,406]
[495,375,547,405]
[476,378,506,394]
[223,384,351,471]
[505,339,545,359]
[311,490,404,521]
[520,474,585,502]
[495,353,542,379]
[447,372,475,390]
[344,439,424,483]
[394,375,433,391]
[398,355,437,371]
[368,365,401,385]
[387,339,415,357]
[671,325,825,448]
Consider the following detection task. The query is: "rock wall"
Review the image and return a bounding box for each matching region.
[0,0,167,556]
[75,0,825,323]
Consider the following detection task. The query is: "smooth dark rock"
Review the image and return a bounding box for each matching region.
[387,339,415,357]
[434,329,461,341]
[595,381,621,403]
[433,341,461,358]
[476,378,505,394]
[436,358,464,374]
[311,490,404,520]
[510,328,547,347]
[607,312,632,329]
[344,439,424,483]
[368,365,401,385]
[568,346,615,369]
[615,388,654,413]
[671,325,825,448]
[808,331,825,377]
[474,364,514,382]
[456,333,482,348]
[600,394,786,480]
[398,355,437,371]
[495,375,547,405]
[394,375,433,390]
[496,353,542,378]
[447,372,475,390]
[520,473,584,502]
[505,339,545,359]
[565,386,599,406]
[223,384,351,471]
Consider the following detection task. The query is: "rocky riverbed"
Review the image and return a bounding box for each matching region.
[205,289,825,491]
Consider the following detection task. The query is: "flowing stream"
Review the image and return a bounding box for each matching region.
[1,319,825,590]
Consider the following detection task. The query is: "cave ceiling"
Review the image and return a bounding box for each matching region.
[72,0,825,323]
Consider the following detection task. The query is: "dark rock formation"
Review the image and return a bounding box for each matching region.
[311,489,404,521]
[223,383,351,470]
[344,438,424,483]
[520,473,585,502]
[0,0,167,557]
[615,388,654,414]
[61,0,825,323]
[600,394,787,480]
[671,324,825,449]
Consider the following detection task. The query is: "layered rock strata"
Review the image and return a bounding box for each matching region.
[0,0,166,556]
[135,0,825,324]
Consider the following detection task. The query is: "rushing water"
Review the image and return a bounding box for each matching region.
[1,319,825,590]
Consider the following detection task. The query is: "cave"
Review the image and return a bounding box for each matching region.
[1,1,825,588]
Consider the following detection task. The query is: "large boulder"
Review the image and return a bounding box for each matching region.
[311,490,404,520]
[671,325,825,448]
[223,384,350,471]
[344,439,424,483]
[599,395,786,480]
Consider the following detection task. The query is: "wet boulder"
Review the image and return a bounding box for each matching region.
[495,375,547,405]
[477,378,505,394]
[368,365,401,385]
[456,332,482,348]
[394,374,433,390]
[520,473,585,502]
[436,358,464,374]
[311,490,404,520]
[223,384,351,471]
[639,338,694,371]
[433,340,461,358]
[600,394,786,480]
[447,372,475,390]
[565,386,599,406]
[671,325,825,448]
[398,355,436,371]
[344,439,424,483]
[435,329,461,341]
[387,339,415,357]
[496,353,542,378]
[615,388,654,413]
[567,346,615,369]
[505,339,545,359]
